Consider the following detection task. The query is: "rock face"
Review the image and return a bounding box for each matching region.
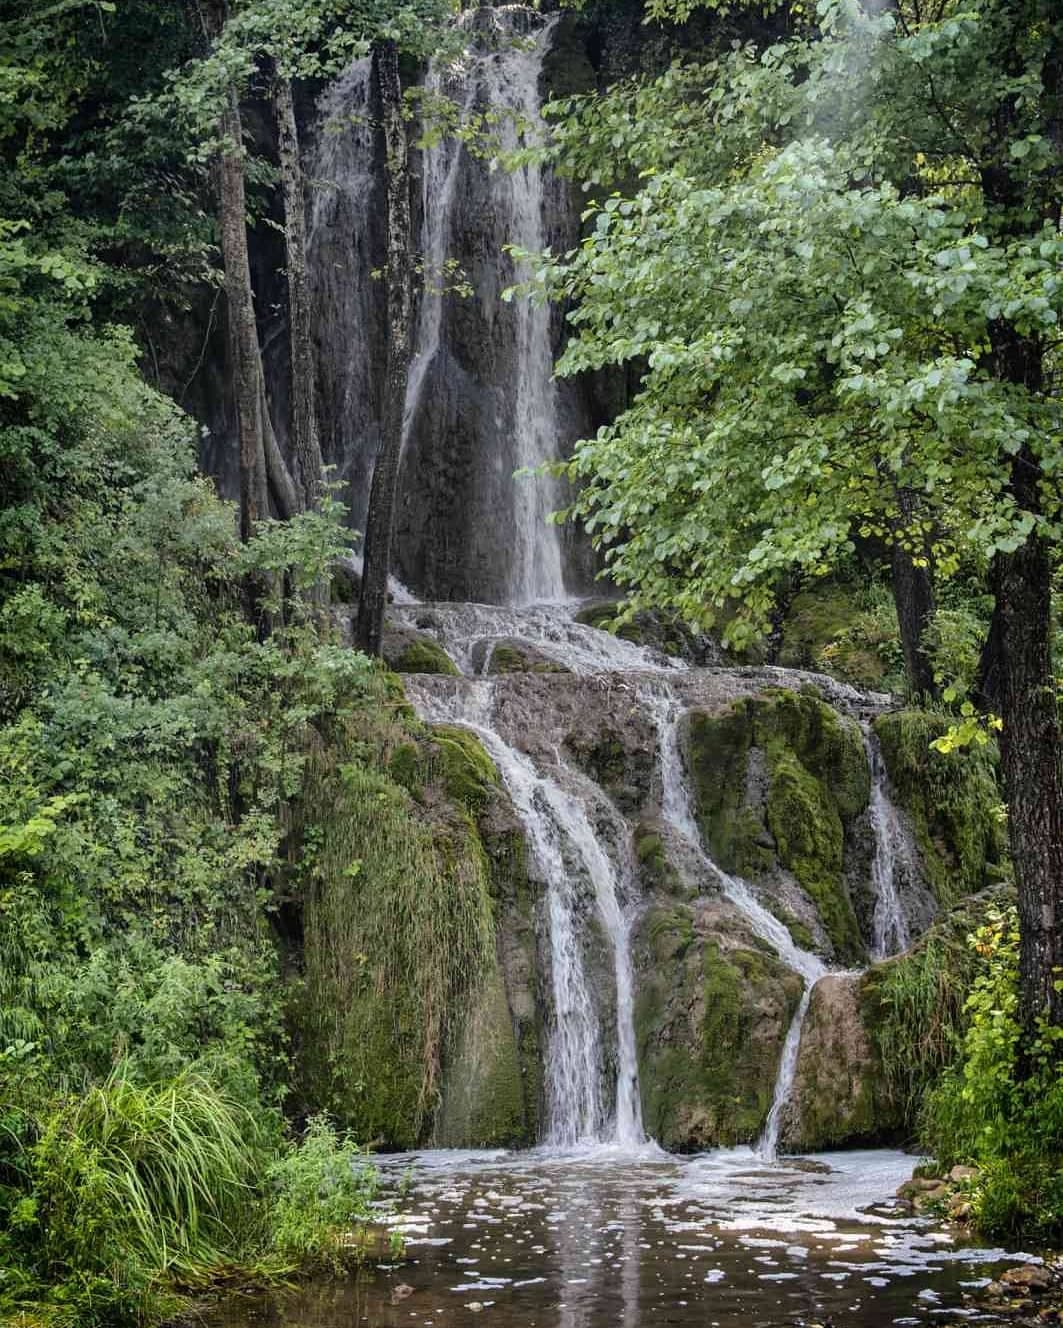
[685,690,872,965]
[787,974,889,1149]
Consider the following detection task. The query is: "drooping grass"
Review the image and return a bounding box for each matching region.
[31,1064,261,1291]
[294,714,495,1145]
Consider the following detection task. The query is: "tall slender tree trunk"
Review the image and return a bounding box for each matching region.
[274,72,323,509]
[984,328,1063,1033]
[356,40,413,656]
[218,92,270,543]
[889,490,937,701]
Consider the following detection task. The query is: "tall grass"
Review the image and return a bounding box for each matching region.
[33,1064,261,1290]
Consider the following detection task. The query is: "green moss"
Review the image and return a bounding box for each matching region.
[635,921,802,1149]
[392,638,458,675]
[388,741,424,798]
[687,691,868,962]
[293,721,495,1147]
[687,707,773,879]
[778,580,900,690]
[487,643,566,674]
[431,726,499,814]
[873,710,1007,907]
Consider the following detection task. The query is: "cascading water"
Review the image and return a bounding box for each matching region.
[397,8,568,605]
[407,678,644,1148]
[865,731,913,961]
[641,684,827,1161]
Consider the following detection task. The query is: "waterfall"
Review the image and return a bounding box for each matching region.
[306,58,377,522]
[403,9,568,606]
[407,679,645,1148]
[641,685,827,1161]
[866,732,912,961]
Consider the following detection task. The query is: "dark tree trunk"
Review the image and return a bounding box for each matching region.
[356,40,413,656]
[986,327,1063,1033]
[889,491,937,701]
[274,72,323,510]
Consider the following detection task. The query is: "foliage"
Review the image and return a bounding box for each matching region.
[266,1115,381,1271]
[529,0,1061,652]
[922,903,1063,1240]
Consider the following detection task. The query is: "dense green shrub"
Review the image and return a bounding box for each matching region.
[266,1116,381,1271]
[921,904,1063,1243]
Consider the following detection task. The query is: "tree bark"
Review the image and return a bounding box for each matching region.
[889,490,937,701]
[356,40,413,656]
[218,92,269,543]
[986,328,1063,1033]
[274,72,323,510]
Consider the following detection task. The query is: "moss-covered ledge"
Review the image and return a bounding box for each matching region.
[686,689,870,964]
[872,710,1007,908]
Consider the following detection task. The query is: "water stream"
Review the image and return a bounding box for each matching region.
[408,679,644,1148]
[866,729,914,961]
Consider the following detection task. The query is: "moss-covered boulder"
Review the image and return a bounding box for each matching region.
[873,711,1007,908]
[483,638,569,675]
[788,975,892,1150]
[387,634,459,675]
[634,902,803,1148]
[687,689,870,964]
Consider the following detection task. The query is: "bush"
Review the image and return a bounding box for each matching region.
[266,1116,381,1272]
[921,904,1063,1243]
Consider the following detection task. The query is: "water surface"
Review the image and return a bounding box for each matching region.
[209,1147,1036,1327]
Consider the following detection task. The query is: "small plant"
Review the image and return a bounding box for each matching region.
[266,1115,380,1272]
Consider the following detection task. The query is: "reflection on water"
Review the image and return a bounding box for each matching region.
[208,1147,1038,1328]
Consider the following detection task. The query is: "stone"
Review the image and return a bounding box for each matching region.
[950,1164,979,1183]
[948,1197,972,1221]
[1000,1265,1054,1293]
[787,974,887,1149]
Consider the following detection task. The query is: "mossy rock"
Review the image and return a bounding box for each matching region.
[486,640,568,675]
[434,963,533,1148]
[788,974,894,1149]
[873,710,1006,908]
[391,636,458,676]
[431,725,500,814]
[635,911,803,1149]
[686,690,869,963]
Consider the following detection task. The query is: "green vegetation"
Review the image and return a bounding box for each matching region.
[874,711,1007,907]
[687,690,869,963]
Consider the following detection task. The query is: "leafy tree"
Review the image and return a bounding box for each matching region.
[534,0,1062,1029]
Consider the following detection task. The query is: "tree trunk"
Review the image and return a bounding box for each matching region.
[986,327,1063,1033]
[274,72,323,510]
[218,92,269,543]
[889,491,937,701]
[356,40,413,656]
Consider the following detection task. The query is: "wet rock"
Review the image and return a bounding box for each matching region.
[787,974,891,1149]
[633,900,803,1148]
[685,689,871,964]
[949,1163,979,1183]
[1001,1265,1054,1293]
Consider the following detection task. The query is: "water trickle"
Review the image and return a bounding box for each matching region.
[865,732,913,961]
[407,679,645,1148]
[641,684,827,1161]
